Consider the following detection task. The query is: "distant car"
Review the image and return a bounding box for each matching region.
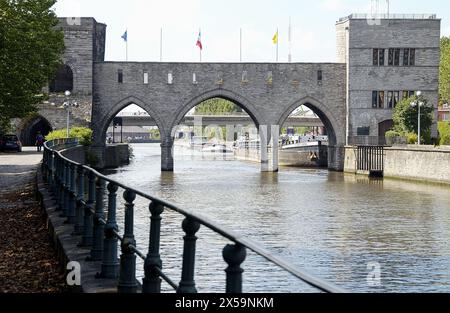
[0,134,22,152]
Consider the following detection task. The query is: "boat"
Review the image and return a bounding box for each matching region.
[202,144,233,153]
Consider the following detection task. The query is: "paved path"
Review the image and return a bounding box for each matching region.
[0,147,43,200]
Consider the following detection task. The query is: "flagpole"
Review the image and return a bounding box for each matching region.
[240,28,242,62]
[276,28,279,62]
[199,28,202,62]
[160,27,163,62]
[288,17,292,63]
[126,29,128,61]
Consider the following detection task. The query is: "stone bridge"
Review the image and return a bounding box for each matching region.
[28,14,440,172]
[91,62,347,171]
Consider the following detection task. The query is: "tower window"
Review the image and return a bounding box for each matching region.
[387,91,394,108]
[378,91,385,108]
[372,91,385,108]
[49,65,73,92]
[373,49,385,66]
[143,72,149,84]
[372,91,378,108]
[388,49,400,66]
[393,91,399,108]
[403,49,416,66]
[118,70,123,83]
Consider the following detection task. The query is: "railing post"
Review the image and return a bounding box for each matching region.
[118,190,138,293]
[46,149,52,183]
[73,165,85,235]
[48,151,55,193]
[142,202,164,293]
[57,159,64,212]
[67,164,77,224]
[41,149,48,182]
[177,217,201,293]
[223,243,246,293]
[99,183,120,279]
[42,148,47,181]
[61,161,69,217]
[44,149,50,184]
[56,157,62,207]
[79,171,95,247]
[89,178,105,261]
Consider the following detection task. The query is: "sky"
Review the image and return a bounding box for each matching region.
[53,0,450,63]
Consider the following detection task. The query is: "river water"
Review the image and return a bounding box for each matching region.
[105,143,450,293]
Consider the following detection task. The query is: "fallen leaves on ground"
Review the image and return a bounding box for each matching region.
[0,183,67,293]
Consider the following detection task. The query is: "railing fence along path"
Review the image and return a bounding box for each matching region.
[42,138,346,293]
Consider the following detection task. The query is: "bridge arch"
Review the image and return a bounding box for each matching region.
[169,88,264,135]
[95,95,167,146]
[277,96,346,171]
[20,115,53,146]
[277,96,345,147]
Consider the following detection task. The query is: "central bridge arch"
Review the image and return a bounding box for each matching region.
[169,88,264,132]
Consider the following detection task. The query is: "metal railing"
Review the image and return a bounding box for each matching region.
[357,146,384,173]
[339,13,437,22]
[42,138,347,293]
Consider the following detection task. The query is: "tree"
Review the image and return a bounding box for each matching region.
[392,95,434,141]
[440,37,450,105]
[0,0,64,132]
[195,98,243,114]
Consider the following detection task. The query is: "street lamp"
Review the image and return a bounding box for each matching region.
[410,91,425,145]
[62,90,79,138]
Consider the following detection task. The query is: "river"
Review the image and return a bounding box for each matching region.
[104,143,450,293]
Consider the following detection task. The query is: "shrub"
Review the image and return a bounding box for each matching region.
[69,127,93,146]
[385,130,406,145]
[438,121,450,146]
[46,127,93,146]
[385,130,401,139]
[441,133,450,146]
[406,132,418,144]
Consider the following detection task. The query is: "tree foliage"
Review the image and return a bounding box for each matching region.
[0,0,64,131]
[440,37,450,105]
[195,98,243,115]
[438,121,450,146]
[392,95,434,138]
[148,128,160,140]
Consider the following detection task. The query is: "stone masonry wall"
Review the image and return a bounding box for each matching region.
[339,17,441,138]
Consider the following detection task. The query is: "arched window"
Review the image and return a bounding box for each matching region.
[49,65,73,92]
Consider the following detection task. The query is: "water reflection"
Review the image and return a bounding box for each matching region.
[105,144,450,292]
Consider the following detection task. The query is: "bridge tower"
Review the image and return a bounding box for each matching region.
[18,17,106,145]
[336,14,441,145]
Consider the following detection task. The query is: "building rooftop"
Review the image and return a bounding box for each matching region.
[338,13,438,23]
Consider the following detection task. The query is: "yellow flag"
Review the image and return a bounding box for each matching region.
[272,30,278,44]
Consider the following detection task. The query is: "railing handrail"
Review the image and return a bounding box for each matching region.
[339,13,437,22]
[43,138,347,293]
